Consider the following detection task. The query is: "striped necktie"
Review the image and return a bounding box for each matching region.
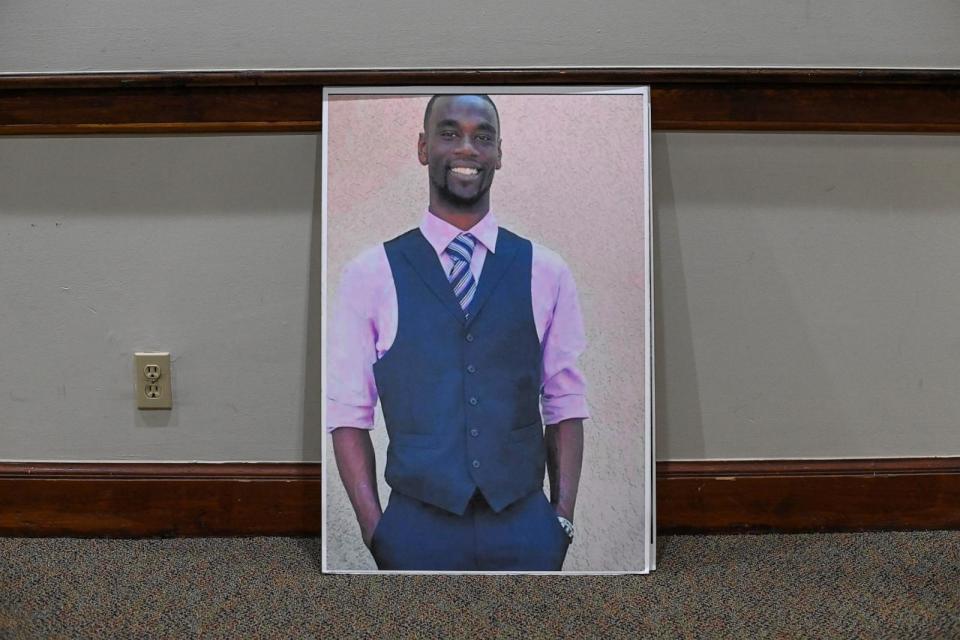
[445,233,478,313]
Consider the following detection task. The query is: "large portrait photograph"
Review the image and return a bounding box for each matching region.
[321,87,653,574]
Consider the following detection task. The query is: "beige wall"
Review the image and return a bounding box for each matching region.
[3,0,960,71]
[323,94,650,572]
[655,132,960,460]
[0,135,317,461]
[4,132,959,467]
[1,3,958,556]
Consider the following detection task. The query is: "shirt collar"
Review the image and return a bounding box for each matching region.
[420,210,499,258]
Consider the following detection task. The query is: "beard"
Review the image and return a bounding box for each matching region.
[437,182,486,206]
[430,169,494,208]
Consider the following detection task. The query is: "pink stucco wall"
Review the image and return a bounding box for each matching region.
[325,92,650,572]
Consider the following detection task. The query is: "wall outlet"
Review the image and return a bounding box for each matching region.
[134,352,172,410]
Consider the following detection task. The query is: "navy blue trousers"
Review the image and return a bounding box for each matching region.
[370,489,571,571]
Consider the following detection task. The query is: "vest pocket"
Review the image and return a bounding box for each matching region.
[508,420,544,442]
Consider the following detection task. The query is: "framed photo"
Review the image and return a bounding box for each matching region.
[321,86,654,574]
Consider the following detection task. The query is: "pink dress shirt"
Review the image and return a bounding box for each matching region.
[326,211,590,432]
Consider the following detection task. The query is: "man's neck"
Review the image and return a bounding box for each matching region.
[427,206,489,232]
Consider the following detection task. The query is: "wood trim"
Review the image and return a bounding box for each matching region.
[652,84,960,132]
[1,458,958,537]
[0,462,322,479]
[659,457,960,477]
[1,69,959,133]
[0,85,326,135]
[0,463,322,537]
[658,457,960,533]
[3,69,960,89]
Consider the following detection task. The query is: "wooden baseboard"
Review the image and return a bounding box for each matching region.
[1,459,957,536]
[0,463,322,537]
[658,458,960,533]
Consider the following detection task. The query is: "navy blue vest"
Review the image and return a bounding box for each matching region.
[373,226,545,515]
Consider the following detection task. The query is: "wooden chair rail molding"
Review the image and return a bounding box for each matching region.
[1,68,959,134]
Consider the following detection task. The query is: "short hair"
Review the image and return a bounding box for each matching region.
[423,94,500,133]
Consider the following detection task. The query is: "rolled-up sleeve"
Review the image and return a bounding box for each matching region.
[326,256,380,432]
[540,261,590,426]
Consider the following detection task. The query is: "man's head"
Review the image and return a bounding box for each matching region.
[419,94,502,216]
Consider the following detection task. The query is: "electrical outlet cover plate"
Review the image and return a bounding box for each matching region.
[134,352,172,410]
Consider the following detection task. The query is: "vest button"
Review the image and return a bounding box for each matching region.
[472,459,481,468]
[466,364,477,374]
[469,397,478,406]
[470,428,479,437]
[465,333,475,342]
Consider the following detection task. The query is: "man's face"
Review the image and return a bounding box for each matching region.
[419,96,502,209]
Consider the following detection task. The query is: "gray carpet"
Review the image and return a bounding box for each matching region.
[1,531,958,639]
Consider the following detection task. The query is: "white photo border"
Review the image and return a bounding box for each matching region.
[321,85,654,575]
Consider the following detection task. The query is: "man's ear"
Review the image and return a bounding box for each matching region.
[496,139,502,170]
[418,133,428,166]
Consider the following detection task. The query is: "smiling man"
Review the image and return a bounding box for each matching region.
[328,94,589,571]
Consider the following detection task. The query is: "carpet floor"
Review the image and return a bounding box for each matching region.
[1,531,957,639]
